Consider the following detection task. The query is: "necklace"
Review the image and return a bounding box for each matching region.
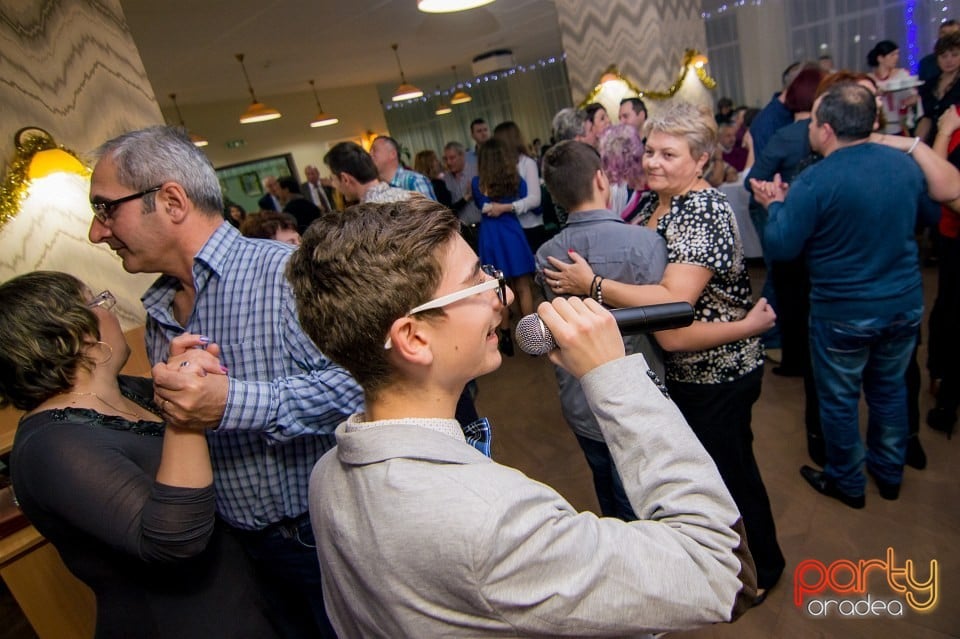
[64,391,141,420]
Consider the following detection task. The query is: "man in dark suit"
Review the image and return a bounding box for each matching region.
[258,175,282,211]
[279,176,321,234]
[301,165,332,212]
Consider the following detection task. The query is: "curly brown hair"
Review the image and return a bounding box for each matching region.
[477,138,520,199]
[286,198,460,399]
[0,272,99,411]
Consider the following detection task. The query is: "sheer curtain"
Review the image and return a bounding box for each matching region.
[383,62,571,161]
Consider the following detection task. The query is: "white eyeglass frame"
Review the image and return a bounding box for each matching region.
[384,266,505,349]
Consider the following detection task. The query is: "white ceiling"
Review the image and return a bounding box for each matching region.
[120,0,565,107]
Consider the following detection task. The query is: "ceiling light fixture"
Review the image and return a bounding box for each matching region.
[434,86,452,115]
[234,53,281,124]
[417,0,495,13]
[168,93,209,147]
[449,65,472,104]
[308,80,339,127]
[390,43,423,102]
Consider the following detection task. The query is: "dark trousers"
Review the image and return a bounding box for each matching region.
[234,513,337,639]
[771,257,811,373]
[928,236,960,422]
[668,367,785,590]
[574,434,637,521]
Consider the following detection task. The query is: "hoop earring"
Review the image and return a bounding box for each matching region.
[95,341,113,365]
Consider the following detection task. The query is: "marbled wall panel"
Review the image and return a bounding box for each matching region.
[0,0,161,329]
[555,0,710,108]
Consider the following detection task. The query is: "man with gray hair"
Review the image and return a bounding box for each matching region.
[552,107,595,146]
[88,125,362,638]
[752,83,926,509]
[442,140,480,248]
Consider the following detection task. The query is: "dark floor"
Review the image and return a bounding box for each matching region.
[1,265,956,639]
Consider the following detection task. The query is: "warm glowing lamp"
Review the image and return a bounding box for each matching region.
[449,65,472,104]
[417,0,494,12]
[390,43,423,101]
[0,127,90,227]
[308,80,339,127]
[235,53,282,124]
[434,86,452,115]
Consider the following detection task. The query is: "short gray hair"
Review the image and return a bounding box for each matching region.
[643,102,718,161]
[94,125,223,216]
[443,141,466,154]
[552,108,588,142]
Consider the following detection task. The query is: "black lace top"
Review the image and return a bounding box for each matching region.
[638,189,764,383]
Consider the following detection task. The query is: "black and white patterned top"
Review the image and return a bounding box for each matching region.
[637,189,763,384]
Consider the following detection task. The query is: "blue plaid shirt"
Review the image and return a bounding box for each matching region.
[389,166,437,200]
[144,223,363,530]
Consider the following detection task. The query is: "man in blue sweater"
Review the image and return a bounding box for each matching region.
[751,82,924,509]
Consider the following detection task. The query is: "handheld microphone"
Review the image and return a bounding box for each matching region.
[515,302,695,356]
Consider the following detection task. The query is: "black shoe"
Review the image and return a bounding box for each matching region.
[927,407,956,439]
[498,330,514,357]
[800,465,865,509]
[905,436,927,470]
[867,468,901,500]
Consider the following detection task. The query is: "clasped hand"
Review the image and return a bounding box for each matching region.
[153,333,228,430]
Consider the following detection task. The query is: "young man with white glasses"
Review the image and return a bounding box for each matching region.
[287,196,758,638]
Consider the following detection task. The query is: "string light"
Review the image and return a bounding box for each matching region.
[384,53,566,110]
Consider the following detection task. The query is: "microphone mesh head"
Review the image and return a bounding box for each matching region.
[515,314,555,356]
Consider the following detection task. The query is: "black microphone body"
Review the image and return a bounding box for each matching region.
[515,302,695,356]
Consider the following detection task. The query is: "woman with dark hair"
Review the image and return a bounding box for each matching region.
[0,271,277,639]
[471,139,536,354]
[585,103,611,145]
[225,203,246,228]
[917,32,960,143]
[240,210,302,246]
[413,149,453,207]
[868,40,921,135]
[490,121,546,252]
[544,103,783,602]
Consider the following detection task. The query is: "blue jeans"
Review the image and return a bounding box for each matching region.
[574,435,637,521]
[809,309,922,495]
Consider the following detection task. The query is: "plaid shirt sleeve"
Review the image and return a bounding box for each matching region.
[219,278,363,443]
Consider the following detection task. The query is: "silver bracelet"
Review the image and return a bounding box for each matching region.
[906,137,921,155]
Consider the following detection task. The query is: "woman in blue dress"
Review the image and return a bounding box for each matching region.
[472,139,536,354]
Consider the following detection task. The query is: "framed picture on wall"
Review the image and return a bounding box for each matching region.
[216,154,298,213]
[240,172,261,196]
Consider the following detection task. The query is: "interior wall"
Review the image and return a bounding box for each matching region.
[554,0,711,111]
[159,84,389,180]
[0,0,160,329]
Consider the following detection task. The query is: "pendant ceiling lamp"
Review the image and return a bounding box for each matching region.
[235,53,281,124]
[390,43,423,102]
[417,0,495,12]
[168,93,209,147]
[434,86,452,115]
[449,65,472,104]
[308,80,339,127]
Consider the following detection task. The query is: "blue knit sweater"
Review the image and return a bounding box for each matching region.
[764,142,924,320]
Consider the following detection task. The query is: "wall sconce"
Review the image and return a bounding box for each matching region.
[0,127,90,229]
[579,51,717,110]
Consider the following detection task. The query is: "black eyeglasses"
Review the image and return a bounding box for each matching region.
[90,185,162,223]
